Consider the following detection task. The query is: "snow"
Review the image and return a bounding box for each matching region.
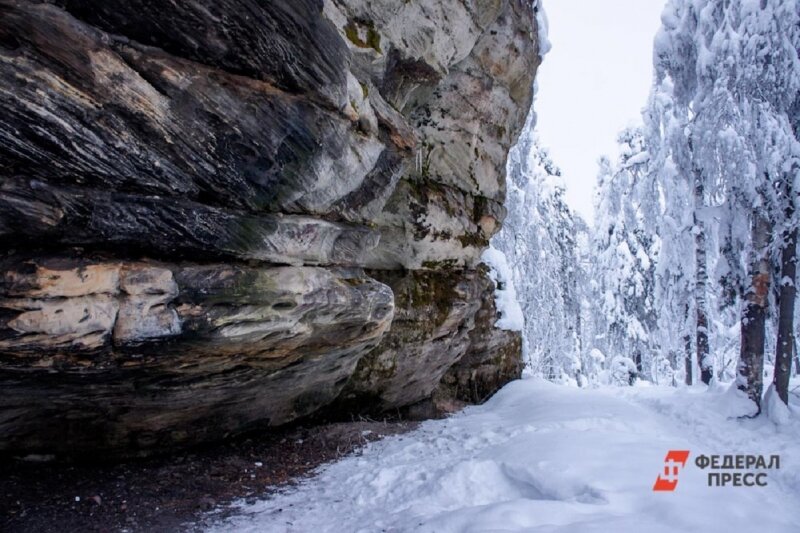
[764,384,792,426]
[533,1,552,57]
[622,150,650,168]
[206,378,800,532]
[481,246,525,332]
[606,355,638,386]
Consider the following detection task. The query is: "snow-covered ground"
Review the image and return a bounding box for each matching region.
[206,379,800,532]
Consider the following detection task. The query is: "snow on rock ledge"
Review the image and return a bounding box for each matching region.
[481,247,525,332]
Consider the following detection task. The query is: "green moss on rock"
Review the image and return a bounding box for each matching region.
[344,20,382,53]
[457,233,489,249]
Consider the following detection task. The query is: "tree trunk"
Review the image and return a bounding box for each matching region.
[684,302,693,386]
[773,181,797,406]
[684,335,693,385]
[795,335,800,374]
[689,136,712,385]
[694,182,712,385]
[738,214,771,413]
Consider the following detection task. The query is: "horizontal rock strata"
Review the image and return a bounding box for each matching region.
[0,0,539,457]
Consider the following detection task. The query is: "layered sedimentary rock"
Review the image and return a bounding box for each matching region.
[0,0,540,457]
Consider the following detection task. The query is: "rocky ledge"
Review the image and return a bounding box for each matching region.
[0,0,540,458]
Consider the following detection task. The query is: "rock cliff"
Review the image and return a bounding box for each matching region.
[0,0,540,458]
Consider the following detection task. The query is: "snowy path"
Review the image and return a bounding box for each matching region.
[206,379,800,532]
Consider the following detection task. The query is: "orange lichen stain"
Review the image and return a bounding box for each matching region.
[752,272,771,307]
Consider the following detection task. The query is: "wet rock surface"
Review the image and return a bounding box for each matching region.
[0,0,539,457]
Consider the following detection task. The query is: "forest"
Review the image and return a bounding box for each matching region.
[493,0,799,419]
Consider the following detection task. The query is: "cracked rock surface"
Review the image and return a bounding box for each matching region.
[0,0,540,457]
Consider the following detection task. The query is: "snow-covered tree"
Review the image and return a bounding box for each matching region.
[493,116,584,383]
[648,0,800,410]
[589,128,660,381]
[643,74,699,386]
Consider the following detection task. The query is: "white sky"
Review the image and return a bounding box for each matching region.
[535,0,667,223]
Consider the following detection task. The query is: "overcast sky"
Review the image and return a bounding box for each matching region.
[534,0,667,223]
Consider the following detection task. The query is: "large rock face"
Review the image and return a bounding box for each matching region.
[0,0,540,458]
